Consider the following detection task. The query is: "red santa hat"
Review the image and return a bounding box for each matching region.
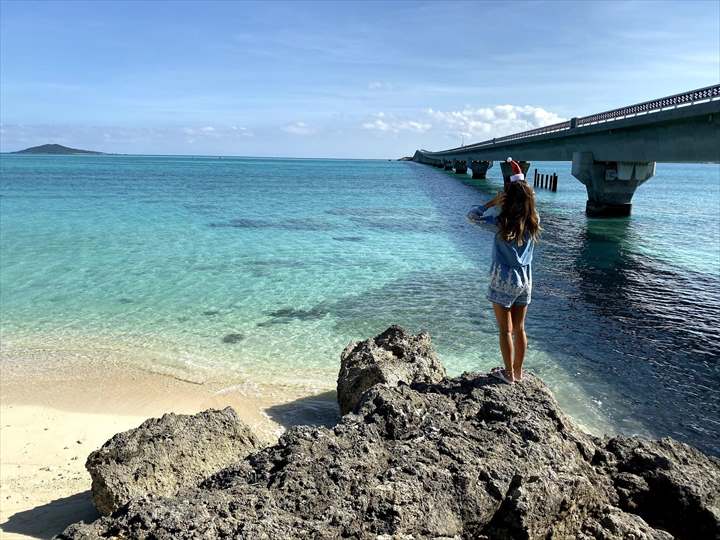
[506,157,524,182]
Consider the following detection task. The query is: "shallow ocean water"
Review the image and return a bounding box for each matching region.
[1,155,718,454]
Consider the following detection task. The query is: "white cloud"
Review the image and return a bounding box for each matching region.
[368,81,392,90]
[360,105,561,139]
[426,105,564,139]
[180,125,253,140]
[230,125,253,136]
[361,113,431,134]
[282,121,315,135]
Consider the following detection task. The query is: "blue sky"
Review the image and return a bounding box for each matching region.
[1,0,718,158]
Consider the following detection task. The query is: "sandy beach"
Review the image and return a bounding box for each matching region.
[0,345,338,539]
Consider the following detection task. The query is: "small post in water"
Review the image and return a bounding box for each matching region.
[534,171,559,191]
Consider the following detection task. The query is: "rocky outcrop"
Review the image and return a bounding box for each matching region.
[597,436,720,539]
[86,406,260,515]
[60,327,720,539]
[337,325,446,415]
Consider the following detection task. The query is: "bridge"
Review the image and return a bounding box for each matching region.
[412,84,720,216]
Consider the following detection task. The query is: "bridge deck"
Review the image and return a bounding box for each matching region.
[415,85,720,164]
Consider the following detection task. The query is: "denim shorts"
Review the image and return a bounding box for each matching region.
[486,264,532,308]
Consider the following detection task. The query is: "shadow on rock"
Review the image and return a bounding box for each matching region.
[0,490,98,539]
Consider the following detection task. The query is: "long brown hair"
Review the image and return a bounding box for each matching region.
[497,181,541,245]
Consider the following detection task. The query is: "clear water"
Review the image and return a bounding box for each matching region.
[1,155,718,454]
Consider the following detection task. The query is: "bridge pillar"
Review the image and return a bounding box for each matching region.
[571,152,655,217]
[470,160,493,179]
[443,161,453,170]
[500,160,531,188]
[453,160,468,174]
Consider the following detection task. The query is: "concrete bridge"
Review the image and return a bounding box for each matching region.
[413,85,720,216]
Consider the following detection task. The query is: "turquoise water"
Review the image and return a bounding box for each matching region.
[1,155,719,454]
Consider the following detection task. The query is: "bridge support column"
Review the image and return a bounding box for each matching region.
[443,161,453,170]
[571,152,655,217]
[500,160,531,188]
[453,160,468,174]
[470,160,493,179]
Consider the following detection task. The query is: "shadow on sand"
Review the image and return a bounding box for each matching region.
[0,490,99,539]
[265,390,340,430]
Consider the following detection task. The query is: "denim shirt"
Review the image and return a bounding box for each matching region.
[467,203,535,296]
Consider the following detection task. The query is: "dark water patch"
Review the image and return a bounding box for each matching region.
[0,194,109,200]
[256,320,280,328]
[246,258,303,267]
[184,203,219,211]
[258,305,330,326]
[347,215,446,234]
[274,269,488,345]
[557,216,720,365]
[325,207,430,218]
[332,236,365,242]
[117,298,134,304]
[222,333,245,344]
[267,306,328,320]
[191,264,230,272]
[202,310,221,316]
[242,258,310,277]
[209,217,335,232]
[529,214,720,455]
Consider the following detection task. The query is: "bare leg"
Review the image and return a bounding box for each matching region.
[492,303,514,382]
[510,304,528,380]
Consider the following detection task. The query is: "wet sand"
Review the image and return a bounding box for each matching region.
[0,345,338,539]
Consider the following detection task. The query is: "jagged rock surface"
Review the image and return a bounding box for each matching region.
[60,327,720,539]
[337,324,446,415]
[85,406,260,515]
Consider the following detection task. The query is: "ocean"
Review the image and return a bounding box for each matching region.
[1,154,718,455]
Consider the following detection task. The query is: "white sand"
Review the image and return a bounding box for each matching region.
[0,347,337,539]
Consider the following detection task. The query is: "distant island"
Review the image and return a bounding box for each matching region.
[11,143,104,155]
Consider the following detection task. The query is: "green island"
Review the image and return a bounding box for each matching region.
[11,143,104,155]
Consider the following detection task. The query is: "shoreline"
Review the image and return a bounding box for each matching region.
[45,325,720,540]
[0,348,337,540]
[0,335,649,539]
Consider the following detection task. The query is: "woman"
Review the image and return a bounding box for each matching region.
[468,158,541,384]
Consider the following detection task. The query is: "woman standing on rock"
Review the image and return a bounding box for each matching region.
[467,158,541,384]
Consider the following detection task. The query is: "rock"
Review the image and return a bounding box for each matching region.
[85,406,260,515]
[337,325,446,415]
[578,506,674,539]
[59,328,720,539]
[221,332,245,344]
[600,436,720,539]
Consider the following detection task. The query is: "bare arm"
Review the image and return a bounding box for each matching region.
[484,191,505,209]
[467,190,504,226]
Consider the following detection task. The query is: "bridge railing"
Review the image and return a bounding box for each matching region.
[422,83,720,156]
[577,84,720,127]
